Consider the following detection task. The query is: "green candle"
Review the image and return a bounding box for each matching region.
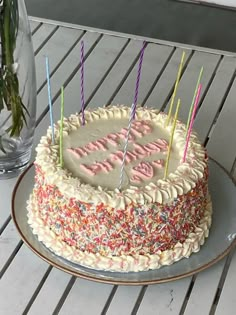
[60,86,64,168]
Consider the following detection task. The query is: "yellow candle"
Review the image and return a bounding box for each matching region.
[164,99,181,180]
[166,51,185,126]
[60,86,64,168]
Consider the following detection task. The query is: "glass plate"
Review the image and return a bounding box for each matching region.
[12,159,236,285]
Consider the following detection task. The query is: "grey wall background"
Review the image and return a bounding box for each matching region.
[25,0,236,52]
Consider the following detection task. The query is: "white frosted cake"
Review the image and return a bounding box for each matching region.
[27,105,212,272]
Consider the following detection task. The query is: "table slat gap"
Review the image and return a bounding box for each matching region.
[111,42,178,108]
[22,265,53,315]
[0,240,23,280]
[178,275,196,315]
[52,276,76,315]
[142,46,176,107]
[208,250,235,315]
[35,34,104,127]
[131,285,148,315]
[30,21,42,35]
[204,69,236,146]
[193,56,236,145]
[34,25,59,56]
[144,48,192,110]
[196,55,223,114]
[102,40,168,107]
[85,38,130,108]
[34,27,84,100]
[36,30,85,96]
[231,158,236,178]
[206,78,236,171]
[162,49,195,112]
[101,285,118,315]
[0,215,11,236]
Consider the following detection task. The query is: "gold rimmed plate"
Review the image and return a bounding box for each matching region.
[12,159,236,285]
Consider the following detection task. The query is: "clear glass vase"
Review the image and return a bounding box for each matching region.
[0,0,37,179]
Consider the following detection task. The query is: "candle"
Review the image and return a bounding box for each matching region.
[132,41,147,120]
[185,67,203,137]
[164,99,181,180]
[60,86,64,168]
[80,40,85,125]
[166,51,185,126]
[118,103,136,190]
[45,56,55,144]
[183,84,202,163]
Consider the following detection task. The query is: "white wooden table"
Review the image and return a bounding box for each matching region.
[1,17,236,315]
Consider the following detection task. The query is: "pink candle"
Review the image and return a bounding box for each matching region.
[182,84,202,163]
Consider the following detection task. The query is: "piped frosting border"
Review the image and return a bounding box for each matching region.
[35,106,207,210]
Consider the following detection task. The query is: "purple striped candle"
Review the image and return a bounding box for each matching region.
[131,41,147,120]
[80,40,85,125]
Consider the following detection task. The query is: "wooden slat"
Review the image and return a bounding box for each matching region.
[89,40,147,108]
[27,269,71,315]
[163,50,221,123]
[137,277,191,315]
[183,260,226,315]
[31,34,128,150]
[31,23,58,54]
[106,286,141,315]
[145,48,192,108]
[206,77,236,171]
[34,26,83,92]
[111,42,174,106]
[0,246,49,315]
[35,31,101,122]
[0,178,17,228]
[215,251,236,315]
[194,56,236,143]
[60,34,128,113]
[29,20,41,33]
[0,221,21,272]
[58,278,112,315]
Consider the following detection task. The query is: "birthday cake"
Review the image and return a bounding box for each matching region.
[27,105,212,272]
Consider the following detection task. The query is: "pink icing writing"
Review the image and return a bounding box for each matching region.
[67,120,152,157]
[152,159,165,168]
[80,160,113,176]
[130,159,165,183]
[133,162,154,179]
[130,175,142,184]
[67,147,88,158]
[110,141,168,165]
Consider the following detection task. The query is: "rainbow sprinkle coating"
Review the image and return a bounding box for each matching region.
[32,164,209,257]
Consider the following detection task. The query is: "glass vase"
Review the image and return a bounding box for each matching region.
[0,0,37,179]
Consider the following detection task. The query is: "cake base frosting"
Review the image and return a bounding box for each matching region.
[27,194,212,272]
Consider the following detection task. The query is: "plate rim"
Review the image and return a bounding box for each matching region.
[11,158,236,285]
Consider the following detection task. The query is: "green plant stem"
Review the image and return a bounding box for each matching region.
[3,0,13,66]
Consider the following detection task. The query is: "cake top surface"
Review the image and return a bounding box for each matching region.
[35,105,207,209]
[63,116,180,190]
